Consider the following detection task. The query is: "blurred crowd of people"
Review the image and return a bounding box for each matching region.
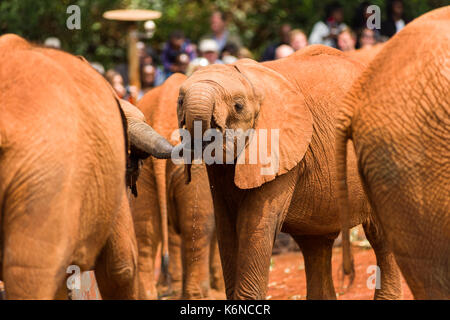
[43,0,409,102]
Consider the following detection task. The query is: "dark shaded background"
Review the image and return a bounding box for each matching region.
[0,0,447,68]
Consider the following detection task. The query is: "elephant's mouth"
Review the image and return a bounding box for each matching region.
[182,114,225,159]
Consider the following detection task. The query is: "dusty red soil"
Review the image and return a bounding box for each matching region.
[267,247,413,300]
[0,247,414,300]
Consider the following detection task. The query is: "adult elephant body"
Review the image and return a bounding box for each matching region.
[0,34,172,299]
[337,7,450,299]
[178,45,402,299]
[131,74,224,299]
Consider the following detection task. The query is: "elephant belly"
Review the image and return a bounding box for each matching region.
[282,167,368,235]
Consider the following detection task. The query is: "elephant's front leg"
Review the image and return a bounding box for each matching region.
[212,195,239,299]
[212,168,296,300]
[233,204,279,300]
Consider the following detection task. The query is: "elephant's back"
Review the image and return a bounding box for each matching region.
[263,45,365,110]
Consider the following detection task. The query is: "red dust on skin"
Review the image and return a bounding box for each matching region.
[267,247,413,300]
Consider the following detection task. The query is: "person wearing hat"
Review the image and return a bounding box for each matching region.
[199,39,223,65]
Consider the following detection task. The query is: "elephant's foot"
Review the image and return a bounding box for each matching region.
[210,272,225,292]
[210,288,227,300]
[293,234,337,300]
[158,278,181,298]
[0,282,5,300]
[372,252,403,300]
[95,246,138,299]
[138,270,158,299]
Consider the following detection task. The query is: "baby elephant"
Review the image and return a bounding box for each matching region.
[177,45,402,299]
[0,34,172,299]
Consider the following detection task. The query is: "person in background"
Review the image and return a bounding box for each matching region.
[352,1,380,48]
[90,62,105,75]
[260,23,292,61]
[289,29,308,51]
[174,53,191,74]
[202,11,242,52]
[44,37,61,49]
[222,55,238,64]
[381,0,409,38]
[114,42,159,89]
[186,57,209,76]
[308,2,347,48]
[275,44,294,60]
[357,27,377,49]
[352,1,373,31]
[337,27,357,52]
[137,41,147,60]
[221,42,239,60]
[199,39,223,65]
[161,30,196,78]
[238,47,254,60]
[221,43,239,64]
[139,64,157,97]
[105,69,126,99]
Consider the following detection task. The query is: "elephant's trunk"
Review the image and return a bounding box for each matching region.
[128,120,173,159]
[182,84,215,183]
[121,99,173,159]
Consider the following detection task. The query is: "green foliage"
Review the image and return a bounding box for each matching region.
[0,0,447,67]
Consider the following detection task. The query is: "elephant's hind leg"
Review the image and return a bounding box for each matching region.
[363,218,403,300]
[95,193,138,299]
[2,238,69,299]
[293,234,338,300]
[2,186,75,299]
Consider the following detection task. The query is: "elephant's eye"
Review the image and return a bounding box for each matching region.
[234,103,244,112]
[178,97,184,108]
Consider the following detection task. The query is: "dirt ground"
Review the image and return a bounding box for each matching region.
[0,246,414,300]
[267,247,413,300]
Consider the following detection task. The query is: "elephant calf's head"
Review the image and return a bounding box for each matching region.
[177,59,313,189]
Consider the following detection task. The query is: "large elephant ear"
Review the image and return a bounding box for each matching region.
[232,59,313,189]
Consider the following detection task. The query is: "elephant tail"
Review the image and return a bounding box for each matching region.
[152,158,170,286]
[336,105,355,288]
